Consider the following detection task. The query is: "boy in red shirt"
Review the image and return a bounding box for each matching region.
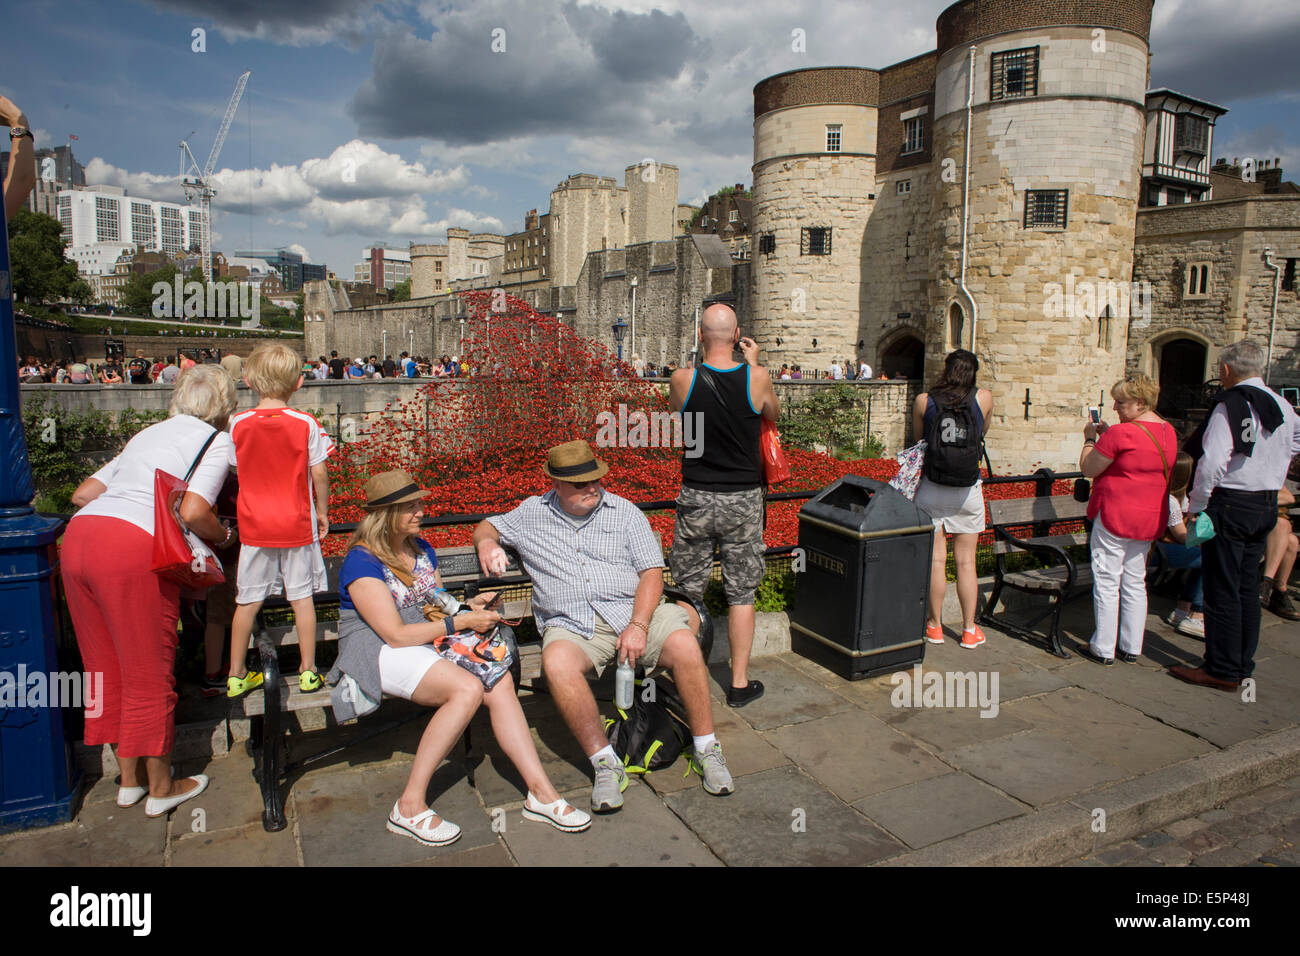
[226,344,334,697]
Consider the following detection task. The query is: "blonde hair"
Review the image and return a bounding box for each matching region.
[244,343,303,400]
[1111,374,1159,410]
[170,364,237,427]
[347,504,419,572]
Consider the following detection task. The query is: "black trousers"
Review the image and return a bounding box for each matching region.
[1201,488,1278,682]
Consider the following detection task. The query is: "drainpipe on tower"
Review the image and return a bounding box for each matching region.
[1263,246,1281,385]
[959,45,979,354]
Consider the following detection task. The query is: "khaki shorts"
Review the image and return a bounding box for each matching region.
[542,601,690,678]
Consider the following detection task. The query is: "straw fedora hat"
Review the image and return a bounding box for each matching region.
[543,440,609,483]
[361,469,432,510]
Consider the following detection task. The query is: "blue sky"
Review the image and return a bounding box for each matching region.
[5,0,1298,277]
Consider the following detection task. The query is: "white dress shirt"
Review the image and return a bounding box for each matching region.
[1188,377,1300,513]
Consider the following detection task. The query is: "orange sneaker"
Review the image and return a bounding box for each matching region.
[960,626,986,649]
[924,623,945,644]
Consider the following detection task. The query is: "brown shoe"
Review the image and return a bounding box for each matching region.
[1268,589,1300,621]
[1168,664,1240,692]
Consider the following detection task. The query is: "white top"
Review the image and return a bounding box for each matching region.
[1188,377,1300,513]
[829,363,843,380]
[1167,493,1187,529]
[74,415,234,536]
[860,363,872,379]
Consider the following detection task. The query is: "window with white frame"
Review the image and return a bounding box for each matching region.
[1185,262,1211,298]
[826,124,842,152]
[903,117,924,154]
[896,179,912,195]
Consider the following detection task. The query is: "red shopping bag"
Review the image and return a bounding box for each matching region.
[760,417,791,485]
[151,430,225,590]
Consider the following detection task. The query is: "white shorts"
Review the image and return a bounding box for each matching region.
[915,477,986,535]
[236,542,328,603]
[378,644,445,699]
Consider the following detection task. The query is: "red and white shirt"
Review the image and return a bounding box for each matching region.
[228,408,334,547]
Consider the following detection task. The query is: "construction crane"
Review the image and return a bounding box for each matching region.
[180,70,250,283]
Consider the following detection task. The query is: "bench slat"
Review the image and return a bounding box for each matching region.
[993,532,1089,555]
[987,495,1087,525]
[1003,565,1094,593]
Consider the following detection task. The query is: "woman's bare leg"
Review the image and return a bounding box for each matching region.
[399,662,482,821]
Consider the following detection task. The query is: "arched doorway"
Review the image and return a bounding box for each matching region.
[880,334,925,380]
[1157,337,1209,415]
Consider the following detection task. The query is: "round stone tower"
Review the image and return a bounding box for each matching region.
[750,68,879,370]
[929,0,1155,472]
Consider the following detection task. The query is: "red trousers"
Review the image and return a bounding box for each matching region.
[62,516,181,758]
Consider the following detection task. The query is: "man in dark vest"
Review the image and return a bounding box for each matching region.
[668,303,779,707]
[1172,339,1300,691]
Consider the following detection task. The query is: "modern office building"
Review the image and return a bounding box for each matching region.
[56,184,204,277]
[233,248,326,292]
[353,244,411,289]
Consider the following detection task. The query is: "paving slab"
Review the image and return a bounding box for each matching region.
[400,843,515,866]
[171,819,300,866]
[947,729,1129,807]
[172,751,273,834]
[296,759,496,865]
[780,651,906,718]
[763,708,951,803]
[665,765,904,866]
[712,655,853,731]
[852,772,1027,848]
[0,796,167,866]
[1004,687,1212,775]
[1066,656,1287,748]
[643,698,790,796]
[502,778,720,866]
[882,701,1033,753]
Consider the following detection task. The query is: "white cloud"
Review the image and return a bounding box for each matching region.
[287,243,313,262]
[84,158,188,202]
[32,128,52,148]
[301,140,468,199]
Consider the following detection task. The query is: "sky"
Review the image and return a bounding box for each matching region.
[5,0,1298,277]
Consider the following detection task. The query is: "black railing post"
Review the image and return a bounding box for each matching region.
[1033,467,1055,498]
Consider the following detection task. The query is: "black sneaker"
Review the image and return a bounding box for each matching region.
[1261,576,1275,607]
[200,671,228,698]
[1118,652,1139,663]
[726,680,765,708]
[1269,589,1300,621]
[1079,646,1114,666]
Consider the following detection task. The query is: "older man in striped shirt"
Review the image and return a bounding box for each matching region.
[473,440,733,813]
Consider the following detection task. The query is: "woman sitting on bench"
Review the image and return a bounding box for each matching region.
[331,469,591,847]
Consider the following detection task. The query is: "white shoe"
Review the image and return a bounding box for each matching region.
[522,792,591,833]
[1175,616,1205,637]
[387,801,461,847]
[144,775,209,817]
[117,786,147,808]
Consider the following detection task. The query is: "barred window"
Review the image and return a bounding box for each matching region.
[801,227,831,256]
[759,233,775,255]
[1175,114,1209,155]
[991,47,1039,100]
[1024,189,1068,229]
[902,117,925,154]
[826,124,842,152]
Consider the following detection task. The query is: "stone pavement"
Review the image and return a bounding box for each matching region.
[2,594,1298,866]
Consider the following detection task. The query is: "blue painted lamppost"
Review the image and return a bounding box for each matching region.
[0,211,79,831]
[612,317,627,362]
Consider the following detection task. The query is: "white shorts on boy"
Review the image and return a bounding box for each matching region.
[237,543,328,604]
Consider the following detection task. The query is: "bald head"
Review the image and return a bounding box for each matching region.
[700,303,738,348]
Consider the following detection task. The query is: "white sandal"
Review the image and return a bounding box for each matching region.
[521,792,591,833]
[387,801,461,847]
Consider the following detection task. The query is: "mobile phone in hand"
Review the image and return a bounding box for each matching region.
[1089,407,1101,424]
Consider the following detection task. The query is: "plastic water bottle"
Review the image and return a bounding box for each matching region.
[614,660,635,711]
[431,588,462,615]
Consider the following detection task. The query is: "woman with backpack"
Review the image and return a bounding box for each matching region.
[1079,375,1177,664]
[914,349,994,649]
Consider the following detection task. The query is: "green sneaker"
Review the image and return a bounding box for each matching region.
[299,669,324,693]
[590,755,628,813]
[227,670,264,699]
[690,741,734,796]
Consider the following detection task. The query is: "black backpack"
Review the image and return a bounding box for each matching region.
[924,389,983,487]
[604,677,691,774]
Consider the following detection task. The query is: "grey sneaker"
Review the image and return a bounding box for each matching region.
[591,756,628,813]
[692,741,734,796]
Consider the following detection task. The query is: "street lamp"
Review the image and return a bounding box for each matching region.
[629,275,638,360]
[612,317,628,362]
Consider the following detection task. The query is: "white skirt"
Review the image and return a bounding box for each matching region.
[915,476,986,534]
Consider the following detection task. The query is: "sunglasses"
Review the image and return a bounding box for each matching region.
[562,479,601,489]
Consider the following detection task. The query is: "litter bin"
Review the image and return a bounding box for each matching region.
[790,475,934,679]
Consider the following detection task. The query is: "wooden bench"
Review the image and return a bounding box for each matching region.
[228,545,713,832]
[979,495,1092,659]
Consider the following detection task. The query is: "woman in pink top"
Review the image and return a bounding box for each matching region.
[1079,376,1177,664]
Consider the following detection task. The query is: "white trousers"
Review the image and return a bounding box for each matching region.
[1089,516,1150,658]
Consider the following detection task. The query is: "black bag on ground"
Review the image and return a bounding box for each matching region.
[604,677,691,773]
[923,388,983,487]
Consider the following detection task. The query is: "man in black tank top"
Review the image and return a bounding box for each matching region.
[669,304,780,707]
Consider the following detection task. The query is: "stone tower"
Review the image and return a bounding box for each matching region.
[625,161,678,245]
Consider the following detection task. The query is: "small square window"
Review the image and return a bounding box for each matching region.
[1024,189,1068,229]
[801,227,832,256]
[826,125,842,153]
[759,233,775,255]
[896,179,912,195]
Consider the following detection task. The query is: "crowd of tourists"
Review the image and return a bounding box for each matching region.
[18,349,242,386]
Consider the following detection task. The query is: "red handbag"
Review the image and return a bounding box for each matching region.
[760,417,791,485]
[151,429,226,590]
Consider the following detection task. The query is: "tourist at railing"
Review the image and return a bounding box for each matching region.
[331,469,590,845]
[915,349,995,650]
[63,364,238,817]
[1172,341,1300,691]
[1079,375,1176,665]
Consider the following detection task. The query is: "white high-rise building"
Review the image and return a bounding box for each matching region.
[57,185,205,276]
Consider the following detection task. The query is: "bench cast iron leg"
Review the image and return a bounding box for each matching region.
[1046,595,1070,659]
[979,577,1004,627]
[256,630,288,832]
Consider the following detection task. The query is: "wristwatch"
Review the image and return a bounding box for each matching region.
[9,126,33,141]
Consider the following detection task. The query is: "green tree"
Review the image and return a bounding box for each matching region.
[392,278,411,301]
[7,210,79,303]
[68,278,94,307]
[122,266,179,314]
